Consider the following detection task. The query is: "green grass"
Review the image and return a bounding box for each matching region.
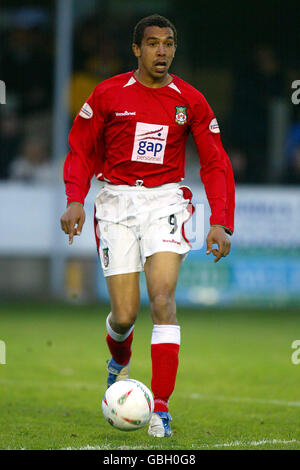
[0,301,300,450]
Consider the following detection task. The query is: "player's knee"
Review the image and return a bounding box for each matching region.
[150,293,175,322]
[110,308,138,333]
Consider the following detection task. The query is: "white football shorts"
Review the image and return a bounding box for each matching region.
[94,182,194,277]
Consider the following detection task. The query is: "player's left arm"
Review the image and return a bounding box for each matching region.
[206,225,231,263]
[189,92,235,262]
[61,86,105,244]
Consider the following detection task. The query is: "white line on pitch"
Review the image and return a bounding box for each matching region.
[196,439,298,448]
[61,445,150,450]
[2,378,300,408]
[0,378,102,390]
[61,439,299,450]
[9,440,299,450]
[186,393,300,408]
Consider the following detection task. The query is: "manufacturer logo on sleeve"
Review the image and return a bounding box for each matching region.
[79,102,93,119]
[209,118,220,133]
[131,122,169,165]
[175,106,187,125]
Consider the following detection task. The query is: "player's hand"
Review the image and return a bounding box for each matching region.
[206,226,231,263]
[60,203,86,245]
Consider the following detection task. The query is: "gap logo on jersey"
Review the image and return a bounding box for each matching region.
[131,122,169,165]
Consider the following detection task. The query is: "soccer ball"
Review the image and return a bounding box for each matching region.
[102,379,154,431]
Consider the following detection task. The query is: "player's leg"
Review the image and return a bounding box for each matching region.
[94,215,142,388]
[106,272,140,334]
[144,252,182,437]
[104,272,140,387]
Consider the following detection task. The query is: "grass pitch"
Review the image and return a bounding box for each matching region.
[0,301,300,450]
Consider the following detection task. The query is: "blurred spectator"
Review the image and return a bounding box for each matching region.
[1,27,52,117]
[0,105,22,179]
[284,110,300,184]
[70,17,122,117]
[0,7,53,181]
[69,59,102,119]
[228,44,285,183]
[73,18,101,72]
[228,147,248,183]
[10,134,53,183]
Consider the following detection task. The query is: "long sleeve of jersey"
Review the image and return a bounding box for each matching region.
[63,87,105,205]
[190,94,235,234]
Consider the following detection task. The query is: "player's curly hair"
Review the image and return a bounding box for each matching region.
[133,14,177,47]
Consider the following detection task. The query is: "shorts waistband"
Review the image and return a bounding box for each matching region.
[102,182,181,191]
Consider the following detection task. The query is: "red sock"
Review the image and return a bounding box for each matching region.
[106,330,133,365]
[151,342,180,412]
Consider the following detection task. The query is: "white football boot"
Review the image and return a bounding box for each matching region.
[148,411,172,437]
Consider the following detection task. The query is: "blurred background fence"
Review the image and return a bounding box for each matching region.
[0,0,299,307]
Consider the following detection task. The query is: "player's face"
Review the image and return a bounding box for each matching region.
[133,26,176,83]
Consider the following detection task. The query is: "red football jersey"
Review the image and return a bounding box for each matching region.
[64,71,235,233]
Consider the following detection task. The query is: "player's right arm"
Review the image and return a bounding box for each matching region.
[188,89,235,262]
[60,202,86,245]
[189,93,235,236]
[60,86,105,244]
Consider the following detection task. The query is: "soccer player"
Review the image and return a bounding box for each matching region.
[60,14,235,437]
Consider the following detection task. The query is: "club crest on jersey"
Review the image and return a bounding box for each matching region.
[103,248,109,268]
[175,106,187,125]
